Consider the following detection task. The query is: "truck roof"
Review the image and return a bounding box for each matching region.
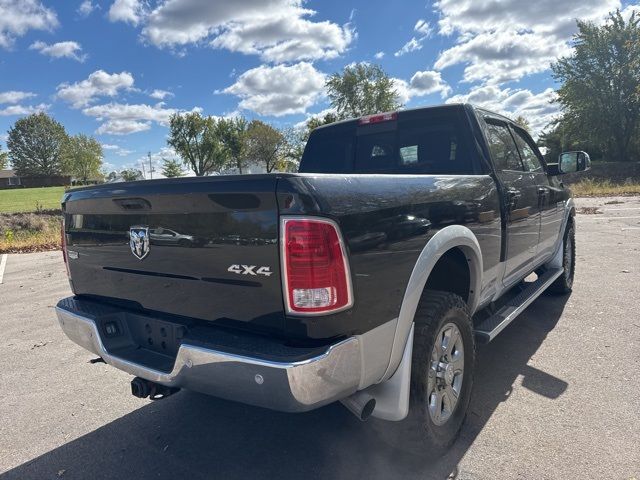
[312,103,512,131]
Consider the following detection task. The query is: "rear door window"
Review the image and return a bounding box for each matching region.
[484,121,524,172]
[512,128,545,173]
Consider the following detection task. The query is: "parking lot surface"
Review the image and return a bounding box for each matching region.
[1,196,639,479]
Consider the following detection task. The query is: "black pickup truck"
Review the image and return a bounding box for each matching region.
[56,104,590,450]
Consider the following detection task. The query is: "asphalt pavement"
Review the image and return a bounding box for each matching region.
[0,196,638,480]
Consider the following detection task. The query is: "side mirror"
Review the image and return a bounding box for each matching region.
[554,151,591,174]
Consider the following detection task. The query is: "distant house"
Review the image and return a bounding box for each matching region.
[0,169,21,188]
[0,169,71,189]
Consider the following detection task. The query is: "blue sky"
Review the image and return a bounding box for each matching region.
[1,0,638,175]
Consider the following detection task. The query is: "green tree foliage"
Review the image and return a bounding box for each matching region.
[161,157,185,178]
[61,134,103,182]
[7,112,68,176]
[167,112,226,176]
[306,112,339,133]
[105,171,118,182]
[245,120,288,173]
[326,63,402,119]
[281,127,306,171]
[0,145,7,170]
[217,116,249,173]
[120,169,144,182]
[513,116,531,133]
[538,117,605,163]
[552,11,640,162]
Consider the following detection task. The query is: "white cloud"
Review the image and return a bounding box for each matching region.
[84,102,176,135]
[102,143,133,156]
[409,71,452,97]
[0,91,36,104]
[149,89,173,100]
[109,0,353,62]
[446,85,559,134]
[83,102,201,135]
[108,0,145,25]
[0,102,48,116]
[30,40,87,62]
[0,0,58,49]
[395,37,423,57]
[0,90,44,117]
[57,70,135,108]
[414,19,432,36]
[433,0,620,84]
[393,71,452,104]
[97,119,151,135]
[434,30,571,84]
[374,51,384,59]
[222,62,326,116]
[77,0,98,17]
[394,19,432,57]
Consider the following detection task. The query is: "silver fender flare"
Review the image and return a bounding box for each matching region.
[380,225,483,382]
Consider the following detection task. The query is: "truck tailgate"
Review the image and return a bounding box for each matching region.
[62,176,285,335]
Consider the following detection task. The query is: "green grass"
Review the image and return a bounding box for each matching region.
[0,186,66,213]
[570,179,640,197]
[0,212,61,253]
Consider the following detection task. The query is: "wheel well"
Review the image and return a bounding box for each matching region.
[424,247,471,303]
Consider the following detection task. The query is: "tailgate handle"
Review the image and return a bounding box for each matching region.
[113,198,152,210]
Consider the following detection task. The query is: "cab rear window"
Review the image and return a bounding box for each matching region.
[299,109,475,175]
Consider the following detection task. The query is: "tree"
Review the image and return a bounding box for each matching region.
[326,63,402,119]
[281,127,306,171]
[0,145,7,170]
[245,120,288,173]
[61,134,103,182]
[105,171,118,182]
[538,117,605,163]
[217,116,249,173]
[7,112,68,176]
[167,112,227,176]
[552,10,640,162]
[120,168,144,182]
[513,115,531,133]
[161,157,185,178]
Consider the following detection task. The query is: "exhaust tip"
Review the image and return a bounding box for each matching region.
[361,398,376,421]
[341,392,376,421]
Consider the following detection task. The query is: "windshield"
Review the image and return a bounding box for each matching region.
[299,108,475,175]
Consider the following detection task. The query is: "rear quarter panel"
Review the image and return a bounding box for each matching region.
[277,174,501,339]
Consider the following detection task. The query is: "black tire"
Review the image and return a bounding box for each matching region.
[549,221,575,294]
[373,290,475,455]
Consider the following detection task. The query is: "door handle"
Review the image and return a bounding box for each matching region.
[507,188,521,198]
[506,188,521,207]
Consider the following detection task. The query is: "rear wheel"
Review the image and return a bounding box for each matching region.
[549,222,575,294]
[374,291,475,454]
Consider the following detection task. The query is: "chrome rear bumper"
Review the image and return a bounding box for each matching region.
[56,302,361,412]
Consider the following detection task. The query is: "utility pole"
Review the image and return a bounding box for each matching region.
[140,160,146,179]
[148,152,154,180]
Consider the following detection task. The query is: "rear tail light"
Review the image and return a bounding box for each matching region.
[281,217,353,315]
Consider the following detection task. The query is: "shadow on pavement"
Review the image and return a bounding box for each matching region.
[1,295,569,480]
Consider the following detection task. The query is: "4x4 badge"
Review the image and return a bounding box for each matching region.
[129,226,150,260]
[228,264,272,276]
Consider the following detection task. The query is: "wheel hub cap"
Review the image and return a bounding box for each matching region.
[428,323,465,426]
